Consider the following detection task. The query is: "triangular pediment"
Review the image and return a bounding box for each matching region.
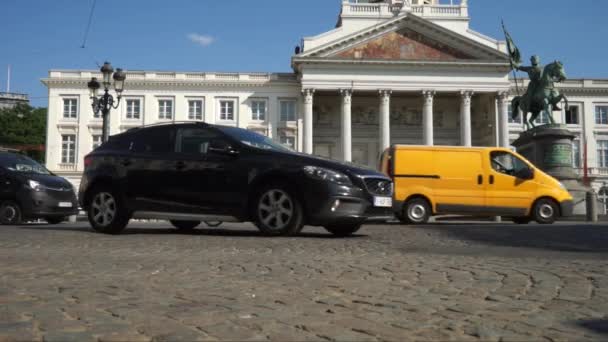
[297,13,508,63]
[333,28,474,61]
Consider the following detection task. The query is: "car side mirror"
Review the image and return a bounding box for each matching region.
[516,168,534,180]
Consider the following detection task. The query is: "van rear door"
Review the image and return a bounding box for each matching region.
[433,150,486,213]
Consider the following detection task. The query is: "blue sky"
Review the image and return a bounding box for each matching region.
[1,0,607,107]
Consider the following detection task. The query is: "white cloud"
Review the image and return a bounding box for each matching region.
[188,33,215,47]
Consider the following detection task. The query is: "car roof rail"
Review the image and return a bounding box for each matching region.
[126,121,210,132]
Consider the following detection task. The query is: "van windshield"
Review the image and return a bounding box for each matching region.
[0,154,51,175]
[490,151,530,176]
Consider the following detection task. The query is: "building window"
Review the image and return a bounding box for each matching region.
[280,100,296,122]
[565,105,580,125]
[158,100,173,120]
[508,104,522,124]
[280,136,295,149]
[599,187,608,215]
[188,100,204,120]
[61,135,76,164]
[92,135,103,150]
[598,140,608,168]
[251,100,267,121]
[126,99,141,119]
[218,100,235,122]
[596,106,608,125]
[572,140,581,169]
[63,99,78,119]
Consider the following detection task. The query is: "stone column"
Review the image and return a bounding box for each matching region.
[340,89,353,162]
[422,90,435,146]
[497,91,510,147]
[379,90,392,153]
[460,91,474,147]
[302,89,315,154]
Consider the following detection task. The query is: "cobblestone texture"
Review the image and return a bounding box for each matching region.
[1,222,607,341]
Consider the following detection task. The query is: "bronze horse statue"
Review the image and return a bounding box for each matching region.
[512,61,568,130]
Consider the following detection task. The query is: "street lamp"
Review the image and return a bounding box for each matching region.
[88,62,127,143]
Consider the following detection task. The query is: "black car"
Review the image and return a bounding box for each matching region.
[78,122,394,236]
[0,152,79,225]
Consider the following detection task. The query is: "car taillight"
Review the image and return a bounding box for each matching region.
[84,156,93,168]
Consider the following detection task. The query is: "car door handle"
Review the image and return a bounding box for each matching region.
[175,161,186,170]
[478,175,483,185]
[489,175,495,185]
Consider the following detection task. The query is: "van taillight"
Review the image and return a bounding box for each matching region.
[84,156,93,168]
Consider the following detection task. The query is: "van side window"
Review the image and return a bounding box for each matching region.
[490,151,530,177]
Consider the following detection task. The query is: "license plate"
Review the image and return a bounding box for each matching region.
[374,197,392,208]
[58,202,73,208]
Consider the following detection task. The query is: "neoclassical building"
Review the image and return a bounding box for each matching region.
[43,0,608,211]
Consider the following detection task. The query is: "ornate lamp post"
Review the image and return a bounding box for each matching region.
[87,62,127,143]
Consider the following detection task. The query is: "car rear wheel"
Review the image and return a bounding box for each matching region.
[253,184,303,236]
[324,224,362,237]
[45,217,66,225]
[402,198,431,225]
[0,201,22,225]
[170,220,201,231]
[87,186,130,234]
[532,199,558,225]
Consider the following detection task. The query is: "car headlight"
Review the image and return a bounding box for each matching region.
[27,180,43,191]
[303,166,352,186]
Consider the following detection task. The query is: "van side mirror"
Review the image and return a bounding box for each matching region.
[515,168,534,180]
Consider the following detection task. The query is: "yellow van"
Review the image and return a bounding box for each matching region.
[379,145,574,225]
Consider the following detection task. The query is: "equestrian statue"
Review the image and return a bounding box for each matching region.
[503,23,569,130]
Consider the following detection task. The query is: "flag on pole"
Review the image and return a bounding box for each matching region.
[502,21,521,70]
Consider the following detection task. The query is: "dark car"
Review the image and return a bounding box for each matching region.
[78,122,394,236]
[0,152,79,225]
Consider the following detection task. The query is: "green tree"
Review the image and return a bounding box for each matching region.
[0,104,47,162]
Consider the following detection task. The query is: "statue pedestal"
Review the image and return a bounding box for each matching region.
[512,124,589,215]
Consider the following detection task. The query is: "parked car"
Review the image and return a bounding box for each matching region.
[379,145,574,224]
[79,122,394,236]
[0,151,79,225]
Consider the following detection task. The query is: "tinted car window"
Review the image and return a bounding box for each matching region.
[97,134,133,152]
[131,127,176,154]
[216,126,292,152]
[0,153,50,175]
[177,128,222,154]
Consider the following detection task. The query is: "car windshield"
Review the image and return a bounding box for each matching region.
[217,126,294,152]
[0,154,51,175]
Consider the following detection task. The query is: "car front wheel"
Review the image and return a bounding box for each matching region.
[87,186,130,234]
[532,199,558,225]
[0,201,22,225]
[402,198,431,224]
[253,184,303,236]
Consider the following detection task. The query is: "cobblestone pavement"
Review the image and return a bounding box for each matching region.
[1,221,608,341]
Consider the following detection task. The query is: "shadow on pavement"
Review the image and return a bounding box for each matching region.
[18,224,368,239]
[578,319,608,335]
[425,224,608,253]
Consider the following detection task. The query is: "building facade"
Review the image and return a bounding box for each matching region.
[0,92,29,109]
[42,0,608,212]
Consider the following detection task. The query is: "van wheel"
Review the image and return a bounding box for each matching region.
[252,183,303,236]
[512,217,532,225]
[170,220,200,231]
[532,199,558,225]
[0,201,22,225]
[403,198,431,224]
[87,186,130,234]
[324,224,362,237]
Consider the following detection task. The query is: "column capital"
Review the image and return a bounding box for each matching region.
[460,90,475,98]
[302,88,315,104]
[378,89,392,97]
[497,91,510,102]
[340,89,353,104]
[422,90,435,105]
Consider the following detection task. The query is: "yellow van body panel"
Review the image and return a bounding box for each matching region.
[388,145,573,217]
